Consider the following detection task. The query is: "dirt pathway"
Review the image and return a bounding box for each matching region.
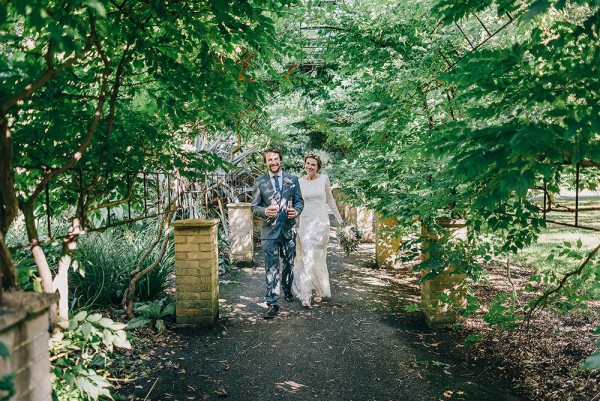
[122,237,526,401]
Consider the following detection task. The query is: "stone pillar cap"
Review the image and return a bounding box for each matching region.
[172,219,220,227]
[435,218,467,227]
[0,292,59,331]
[226,202,252,208]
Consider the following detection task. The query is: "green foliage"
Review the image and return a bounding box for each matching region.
[460,294,481,318]
[464,334,484,346]
[403,303,421,313]
[483,293,520,330]
[1,0,298,293]
[0,342,15,401]
[50,311,131,400]
[528,238,600,313]
[127,297,175,333]
[71,222,174,308]
[268,0,599,332]
[580,325,600,371]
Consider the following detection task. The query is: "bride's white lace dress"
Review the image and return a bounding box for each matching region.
[292,175,343,302]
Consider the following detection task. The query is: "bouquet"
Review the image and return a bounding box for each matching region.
[338,224,362,256]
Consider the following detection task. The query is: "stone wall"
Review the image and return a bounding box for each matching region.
[0,292,58,401]
[173,219,220,328]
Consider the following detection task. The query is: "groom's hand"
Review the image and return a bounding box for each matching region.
[266,205,278,218]
[286,208,296,219]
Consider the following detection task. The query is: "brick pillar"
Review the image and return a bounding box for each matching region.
[0,292,58,401]
[420,219,468,329]
[345,206,357,223]
[173,219,220,328]
[332,189,349,220]
[375,214,402,268]
[227,203,253,263]
[356,207,374,243]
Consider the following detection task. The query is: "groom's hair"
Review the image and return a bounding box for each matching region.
[263,147,282,162]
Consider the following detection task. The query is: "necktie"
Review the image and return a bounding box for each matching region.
[274,175,280,193]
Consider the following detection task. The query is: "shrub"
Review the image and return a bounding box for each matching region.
[50,311,131,400]
[71,222,173,308]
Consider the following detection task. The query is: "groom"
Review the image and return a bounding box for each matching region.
[252,147,304,318]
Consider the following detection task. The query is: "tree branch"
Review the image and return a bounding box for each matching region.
[526,241,600,319]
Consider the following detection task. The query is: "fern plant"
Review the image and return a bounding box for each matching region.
[127,297,175,333]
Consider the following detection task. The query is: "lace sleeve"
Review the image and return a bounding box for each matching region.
[325,175,343,224]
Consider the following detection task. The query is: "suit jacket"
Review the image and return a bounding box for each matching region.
[252,171,304,240]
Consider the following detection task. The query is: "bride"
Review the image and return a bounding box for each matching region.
[292,153,343,308]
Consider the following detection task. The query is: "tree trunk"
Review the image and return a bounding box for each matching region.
[20,203,55,293]
[123,201,176,318]
[0,112,19,292]
[53,218,82,321]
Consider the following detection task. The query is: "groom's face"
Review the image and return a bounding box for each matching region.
[265,152,281,174]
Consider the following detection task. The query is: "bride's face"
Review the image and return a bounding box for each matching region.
[304,157,319,176]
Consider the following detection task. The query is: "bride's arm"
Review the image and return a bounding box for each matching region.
[324,176,343,225]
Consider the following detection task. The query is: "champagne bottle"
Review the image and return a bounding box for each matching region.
[267,198,277,225]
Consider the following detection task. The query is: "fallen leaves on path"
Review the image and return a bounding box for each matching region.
[275,380,307,393]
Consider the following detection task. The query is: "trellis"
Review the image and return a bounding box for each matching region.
[12,138,261,248]
[14,166,188,248]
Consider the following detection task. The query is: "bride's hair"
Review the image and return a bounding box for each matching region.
[304,153,322,171]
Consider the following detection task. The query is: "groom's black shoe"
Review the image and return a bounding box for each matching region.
[264,304,279,319]
[284,293,294,302]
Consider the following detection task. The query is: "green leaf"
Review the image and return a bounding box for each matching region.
[0,342,10,359]
[86,313,102,323]
[81,322,93,339]
[127,316,151,330]
[73,311,88,322]
[113,331,131,349]
[82,0,106,17]
[581,352,600,370]
[97,318,115,328]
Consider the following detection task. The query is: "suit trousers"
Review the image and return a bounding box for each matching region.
[263,234,296,305]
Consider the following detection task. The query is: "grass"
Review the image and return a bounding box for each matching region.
[511,196,600,300]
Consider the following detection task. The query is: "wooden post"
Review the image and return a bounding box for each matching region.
[420,219,468,329]
[227,203,253,263]
[173,219,220,328]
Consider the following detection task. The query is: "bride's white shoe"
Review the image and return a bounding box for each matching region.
[302,300,312,309]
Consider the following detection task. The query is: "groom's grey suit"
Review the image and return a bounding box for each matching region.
[252,171,304,306]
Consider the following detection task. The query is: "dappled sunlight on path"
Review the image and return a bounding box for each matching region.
[122,229,526,401]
